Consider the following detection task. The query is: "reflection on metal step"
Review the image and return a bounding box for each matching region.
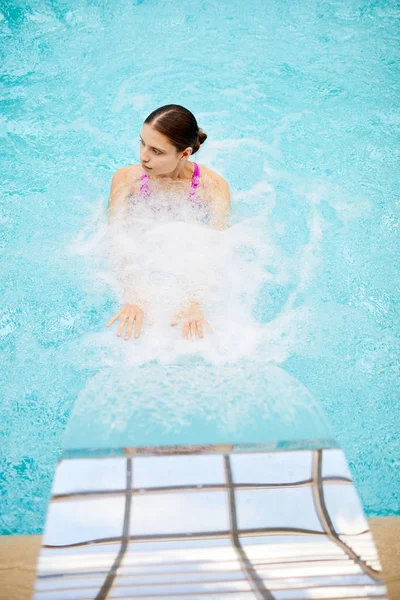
[33,445,387,599]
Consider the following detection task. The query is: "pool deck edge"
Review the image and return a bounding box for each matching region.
[0,517,399,600]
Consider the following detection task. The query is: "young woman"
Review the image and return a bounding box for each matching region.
[106,104,231,342]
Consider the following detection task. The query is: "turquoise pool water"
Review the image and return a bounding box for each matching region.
[1,0,399,535]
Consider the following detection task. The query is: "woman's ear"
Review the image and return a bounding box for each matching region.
[182,146,193,159]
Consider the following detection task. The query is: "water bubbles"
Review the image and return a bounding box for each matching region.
[66,174,324,370]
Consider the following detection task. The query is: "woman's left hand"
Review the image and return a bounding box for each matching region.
[170,301,213,340]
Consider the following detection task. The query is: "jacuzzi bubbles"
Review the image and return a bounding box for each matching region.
[67,170,323,367]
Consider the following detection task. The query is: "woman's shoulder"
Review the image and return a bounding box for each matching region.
[112,163,142,185]
[198,163,225,181]
[198,164,230,201]
[198,164,229,187]
[109,164,143,209]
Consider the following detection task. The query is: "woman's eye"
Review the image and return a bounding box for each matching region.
[140,140,160,155]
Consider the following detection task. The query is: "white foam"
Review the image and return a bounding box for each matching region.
[67,166,328,368]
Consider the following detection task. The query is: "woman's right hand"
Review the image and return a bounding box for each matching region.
[106,304,144,340]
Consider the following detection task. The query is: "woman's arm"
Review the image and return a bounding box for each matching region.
[108,168,130,222]
[210,175,231,230]
[170,175,231,339]
[106,168,146,340]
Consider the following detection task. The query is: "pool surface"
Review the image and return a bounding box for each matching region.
[1,0,399,535]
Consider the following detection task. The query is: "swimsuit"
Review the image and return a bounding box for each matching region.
[139,161,202,204]
[128,162,210,224]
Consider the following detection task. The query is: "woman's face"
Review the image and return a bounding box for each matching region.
[139,123,192,174]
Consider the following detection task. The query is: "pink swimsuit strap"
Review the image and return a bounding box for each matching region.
[140,162,201,201]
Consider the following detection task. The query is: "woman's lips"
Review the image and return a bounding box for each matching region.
[142,164,151,169]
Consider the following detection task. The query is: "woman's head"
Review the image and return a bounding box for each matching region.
[139,104,207,174]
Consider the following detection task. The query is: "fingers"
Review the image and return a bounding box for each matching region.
[124,315,134,341]
[196,321,204,339]
[106,310,123,327]
[117,314,129,337]
[171,309,213,341]
[182,320,209,340]
[183,321,190,340]
[107,304,144,341]
[109,304,211,341]
[134,313,143,339]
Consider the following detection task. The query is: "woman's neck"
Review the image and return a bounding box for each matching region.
[149,160,193,182]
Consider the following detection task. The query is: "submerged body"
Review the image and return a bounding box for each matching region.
[107,113,231,341]
[127,162,211,226]
[110,160,230,230]
[136,160,202,202]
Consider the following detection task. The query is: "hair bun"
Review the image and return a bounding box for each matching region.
[198,128,207,145]
[191,127,207,154]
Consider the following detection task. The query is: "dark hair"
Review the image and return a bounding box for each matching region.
[144,104,207,155]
